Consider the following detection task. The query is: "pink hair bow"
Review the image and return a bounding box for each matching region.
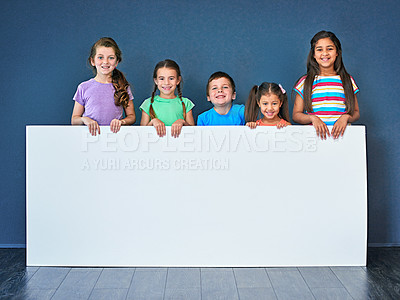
[279,84,286,94]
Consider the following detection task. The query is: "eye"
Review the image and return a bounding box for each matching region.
[211,87,217,90]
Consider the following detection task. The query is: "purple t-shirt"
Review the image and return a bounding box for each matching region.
[73,78,133,125]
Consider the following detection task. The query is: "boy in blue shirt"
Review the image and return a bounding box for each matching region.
[197,72,245,125]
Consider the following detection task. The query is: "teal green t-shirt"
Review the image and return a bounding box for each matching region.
[139,95,195,126]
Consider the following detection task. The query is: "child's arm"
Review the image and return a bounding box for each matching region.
[331,95,360,139]
[71,102,100,136]
[122,100,136,124]
[185,110,195,126]
[140,111,166,137]
[171,110,195,138]
[110,100,136,133]
[292,94,330,139]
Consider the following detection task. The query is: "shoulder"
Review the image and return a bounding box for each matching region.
[348,75,360,93]
[181,97,195,111]
[141,96,152,104]
[231,104,245,113]
[229,104,245,119]
[76,78,96,89]
[73,79,96,102]
[295,75,307,86]
[127,86,134,99]
[198,107,214,118]
[293,75,307,95]
[197,108,215,125]
[228,104,245,125]
[139,97,152,111]
[181,97,195,105]
[349,75,357,82]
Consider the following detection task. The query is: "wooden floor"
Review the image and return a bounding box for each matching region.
[0,248,399,299]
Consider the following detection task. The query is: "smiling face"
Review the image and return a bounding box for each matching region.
[258,93,282,123]
[207,77,236,108]
[90,46,119,80]
[313,37,338,75]
[154,67,181,99]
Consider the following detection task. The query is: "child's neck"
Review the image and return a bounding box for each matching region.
[159,91,177,99]
[94,74,112,84]
[159,95,177,99]
[213,102,232,115]
[318,67,337,76]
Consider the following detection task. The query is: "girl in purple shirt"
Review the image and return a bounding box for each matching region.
[71,37,135,135]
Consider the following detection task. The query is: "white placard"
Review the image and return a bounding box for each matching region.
[26,125,367,267]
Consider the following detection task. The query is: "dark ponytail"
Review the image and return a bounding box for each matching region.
[244,86,259,122]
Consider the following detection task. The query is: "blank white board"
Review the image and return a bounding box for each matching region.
[26,125,367,267]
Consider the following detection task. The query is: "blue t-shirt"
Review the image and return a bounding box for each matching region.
[197,104,245,126]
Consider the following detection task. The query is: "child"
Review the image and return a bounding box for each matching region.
[292,30,360,139]
[71,37,135,136]
[197,71,245,126]
[245,82,291,128]
[140,59,195,138]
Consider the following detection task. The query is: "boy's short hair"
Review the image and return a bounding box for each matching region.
[206,71,236,96]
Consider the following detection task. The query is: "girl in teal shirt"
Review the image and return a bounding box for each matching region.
[140,59,195,137]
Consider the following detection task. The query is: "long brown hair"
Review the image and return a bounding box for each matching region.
[245,82,290,123]
[88,37,131,108]
[149,59,186,120]
[299,31,355,115]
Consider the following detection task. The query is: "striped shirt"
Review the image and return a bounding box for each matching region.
[294,75,359,125]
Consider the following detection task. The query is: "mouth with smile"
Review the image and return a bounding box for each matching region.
[318,57,332,64]
[265,111,276,117]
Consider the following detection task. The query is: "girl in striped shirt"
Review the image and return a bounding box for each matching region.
[293,31,360,139]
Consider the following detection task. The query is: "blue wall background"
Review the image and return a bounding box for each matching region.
[1,0,399,247]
